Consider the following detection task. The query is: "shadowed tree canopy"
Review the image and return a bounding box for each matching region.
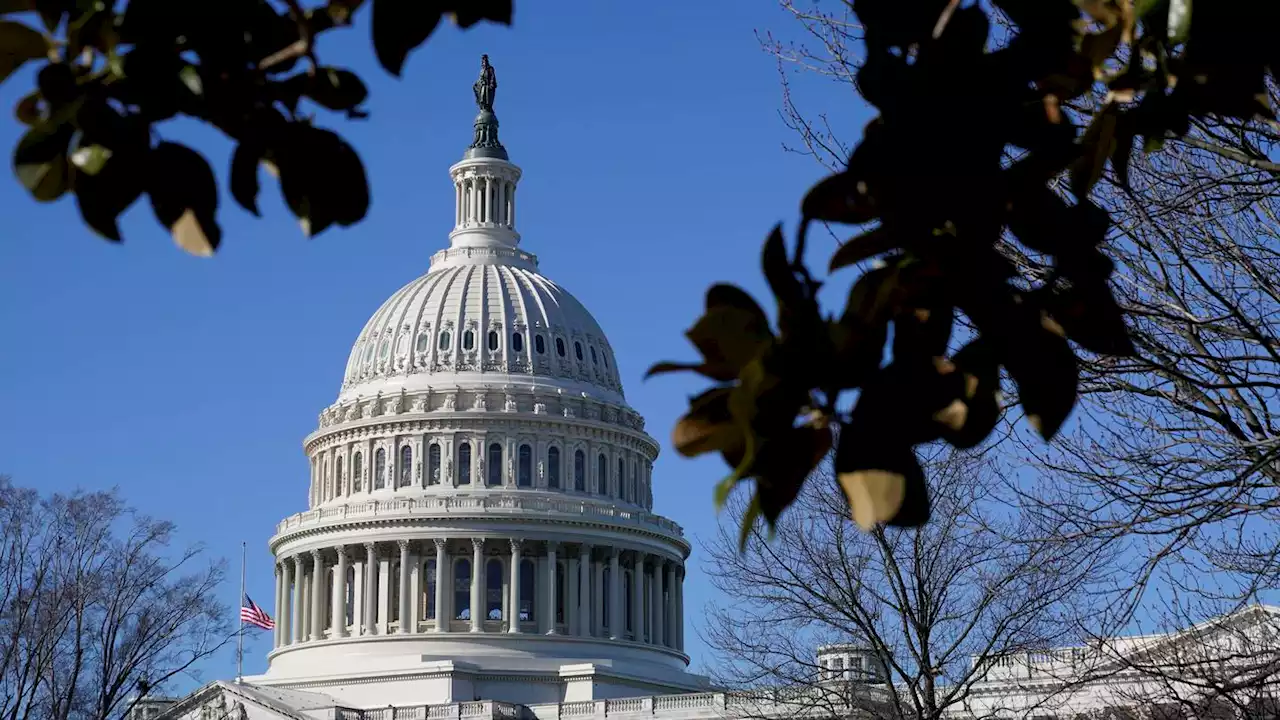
[646,0,1280,540]
[0,0,511,254]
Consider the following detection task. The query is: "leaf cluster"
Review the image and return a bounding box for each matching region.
[1,0,511,253]
[652,0,1280,543]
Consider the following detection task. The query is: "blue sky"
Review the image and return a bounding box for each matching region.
[0,1,870,686]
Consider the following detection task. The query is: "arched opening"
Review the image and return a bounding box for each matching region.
[457,442,472,485]
[487,330,499,351]
[535,335,545,354]
[590,346,598,364]
[547,447,560,489]
[374,449,386,490]
[399,445,412,487]
[486,559,504,620]
[519,559,536,622]
[424,559,437,620]
[487,443,503,486]
[631,465,639,504]
[574,450,586,491]
[428,444,441,486]
[618,458,627,501]
[597,454,608,495]
[517,444,532,487]
[336,459,344,497]
[574,341,584,361]
[454,559,471,620]
[555,337,566,357]
[353,452,363,491]
[463,330,475,351]
[439,331,451,351]
[512,332,524,353]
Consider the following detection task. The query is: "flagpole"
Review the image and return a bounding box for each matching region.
[237,540,245,685]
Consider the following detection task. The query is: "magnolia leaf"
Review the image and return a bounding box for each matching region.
[1002,312,1079,440]
[70,143,111,175]
[829,226,897,272]
[754,424,832,525]
[672,388,739,458]
[448,0,512,27]
[75,148,145,242]
[147,142,222,256]
[12,119,72,201]
[644,361,736,383]
[0,19,50,85]
[371,0,442,77]
[1070,103,1119,199]
[1167,0,1190,42]
[307,67,368,112]
[801,170,878,226]
[13,89,39,124]
[835,440,929,530]
[685,306,772,376]
[229,141,262,216]
[1045,280,1135,356]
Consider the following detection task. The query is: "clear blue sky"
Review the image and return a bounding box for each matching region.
[0,1,870,687]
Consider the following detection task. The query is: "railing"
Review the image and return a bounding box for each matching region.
[340,701,524,720]
[275,493,685,538]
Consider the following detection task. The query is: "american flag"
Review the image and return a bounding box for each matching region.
[240,594,275,631]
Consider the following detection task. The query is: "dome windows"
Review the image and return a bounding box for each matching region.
[555,338,566,357]
[457,443,472,485]
[353,452,363,491]
[535,335,546,354]
[517,444,532,487]
[597,454,608,495]
[574,450,586,491]
[618,458,627,501]
[487,331,499,351]
[398,445,412,487]
[378,338,391,359]
[428,444,441,486]
[415,331,430,353]
[439,331,452,351]
[590,346,598,364]
[512,332,524,353]
[574,341,584,361]
[463,330,475,351]
[374,448,386,490]
[487,443,503,486]
[547,446,560,489]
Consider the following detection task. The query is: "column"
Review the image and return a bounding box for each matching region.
[676,566,685,651]
[273,562,283,648]
[650,559,664,647]
[334,546,348,638]
[665,563,677,648]
[363,542,377,636]
[487,178,496,223]
[310,550,325,641]
[470,538,484,633]
[545,542,559,635]
[578,545,592,637]
[434,538,448,632]
[469,179,478,223]
[398,540,412,634]
[378,554,391,634]
[630,552,645,642]
[508,539,523,633]
[280,561,292,647]
[509,184,516,227]
[593,556,605,637]
[455,182,462,226]
[608,548,622,640]
[290,555,304,644]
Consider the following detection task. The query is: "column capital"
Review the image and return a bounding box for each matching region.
[546,540,559,552]
[332,544,346,556]
[509,538,523,553]
[471,537,486,550]
[290,553,303,566]
[364,541,376,554]
[397,538,410,552]
[609,546,621,560]
[433,537,448,551]
[310,547,322,560]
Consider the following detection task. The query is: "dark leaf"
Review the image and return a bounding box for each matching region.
[835,427,929,530]
[273,125,370,236]
[892,305,954,363]
[69,141,111,176]
[147,142,221,256]
[754,424,833,525]
[75,148,146,242]
[0,19,50,85]
[371,0,441,77]
[686,306,772,376]
[940,338,1002,448]
[672,388,740,458]
[1044,280,1135,356]
[13,89,40,125]
[1001,310,1079,440]
[12,119,72,201]
[449,0,512,28]
[1069,103,1118,199]
[829,226,898,272]
[801,170,877,226]
[230,141,262,216]
[306,67,368,112]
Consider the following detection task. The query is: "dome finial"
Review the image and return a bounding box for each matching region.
[467,54,507,160]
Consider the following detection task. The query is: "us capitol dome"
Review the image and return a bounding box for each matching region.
[245,56,698,708]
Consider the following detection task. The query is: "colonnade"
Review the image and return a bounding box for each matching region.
[455,174,515,229]
[272,538,685,653]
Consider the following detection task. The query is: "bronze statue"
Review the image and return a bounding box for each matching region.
[473,54,497,112]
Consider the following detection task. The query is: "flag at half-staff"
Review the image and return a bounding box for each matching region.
[240,594,275,631]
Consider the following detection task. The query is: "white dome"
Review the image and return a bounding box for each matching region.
[339,245,625,405]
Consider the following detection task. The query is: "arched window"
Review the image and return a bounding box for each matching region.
[390,561,401,622]
[590,346,598,364]
[519,559,536,621]
[378,338,390,359]
[454,559,471,620]
[517,444,532,487]
[399,445,412,487]
[353,452,363,491]
[424,559,437,620]
[374,449,386,490]
[487,330,499,351]
[535,335,546,354]
[618,458,627,501]
[415,331,430,352]
[439,331,451,351]
[345,565,356,626]
[486,559,504,620]
[631,464,638,504]
[574,450,586,491]
[574,341,584,361]
[624,571,633,632]
[487,443,503,486]
[463,330,475,351]
[555,337,566,357]
[457,442,472,485]
[547,447,561,489]
[556,562,567,624]
[597,454,608,495]
[428,444,441,486]
[512,332,524,353]
[602,567,611,629]
[602,352,609,369]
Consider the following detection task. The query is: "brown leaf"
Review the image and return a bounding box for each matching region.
[1070,103,1119,199]
[686,306,772,377]
[836,442,929,530]
[672,388,741,458]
